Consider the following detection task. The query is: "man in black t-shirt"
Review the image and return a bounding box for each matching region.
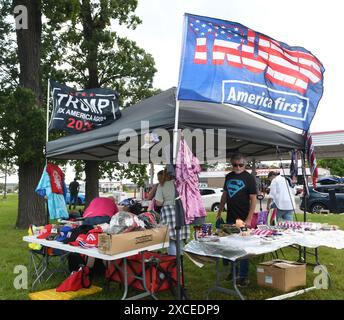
[69,178,80,210]
[217,153,257,287]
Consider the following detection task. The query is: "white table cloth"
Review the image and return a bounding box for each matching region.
[184,230,344,261]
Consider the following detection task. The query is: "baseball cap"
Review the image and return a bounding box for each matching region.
[87,225,104,234]
[79,232,99,248]
[69,234,88,247]
[62,225,93,244]
[37,224,52,239]
[46,225,64,241]
[56,226,73,242]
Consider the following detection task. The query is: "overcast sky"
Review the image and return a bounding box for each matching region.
[114,0,344,133]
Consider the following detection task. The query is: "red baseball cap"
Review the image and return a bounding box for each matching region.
[69,234,87,247]
[37,224,52,239]
[87,226,103,234]
[79,233,99,248]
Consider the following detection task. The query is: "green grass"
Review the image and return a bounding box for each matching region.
[1,194,344,300]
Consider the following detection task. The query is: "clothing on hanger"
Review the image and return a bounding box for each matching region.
[36,165,69,220]
[175,138,206,225]
[46,163,65,194]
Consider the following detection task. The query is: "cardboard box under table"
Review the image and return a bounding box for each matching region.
[98,226,169,255]
[257,259,306,292]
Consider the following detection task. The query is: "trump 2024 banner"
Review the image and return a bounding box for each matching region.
[49,80,121,134]
[177,13,325,131]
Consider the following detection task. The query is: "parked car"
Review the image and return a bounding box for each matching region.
[300,184,344,213]
[199,188,224,212]
[65,192,86,206]
[317,176,344,185]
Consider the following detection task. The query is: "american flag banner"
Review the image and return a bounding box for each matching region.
[177,14,325,130]
[305,131,318,188]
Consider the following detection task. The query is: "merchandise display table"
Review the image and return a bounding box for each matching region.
[23,235,169,300]
[184,230,344,300]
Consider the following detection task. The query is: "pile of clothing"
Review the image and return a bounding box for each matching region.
[82,197,119,226]
[98,211,159,235]
[31,209,161,249]
[120,198,143,215]
[138,211,160,229]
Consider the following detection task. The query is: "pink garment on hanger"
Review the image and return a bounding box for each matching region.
[175,138,206,225]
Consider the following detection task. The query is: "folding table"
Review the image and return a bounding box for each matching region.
[23,235,169,300]
[184,230,344,300]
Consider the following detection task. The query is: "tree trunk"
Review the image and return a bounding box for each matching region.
[85,161,99,208]
[16,162,46,228]
[81,0,101,206]
[14,0,45,228]
[13,0,42,98]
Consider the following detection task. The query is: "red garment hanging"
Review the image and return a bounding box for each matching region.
[46,163,65,194]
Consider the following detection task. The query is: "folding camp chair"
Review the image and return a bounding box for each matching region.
[29,246,69,290]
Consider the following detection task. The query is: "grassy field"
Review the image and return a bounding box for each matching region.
[1,194,344,300]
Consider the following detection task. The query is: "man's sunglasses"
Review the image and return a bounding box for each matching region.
[232,163,245,168]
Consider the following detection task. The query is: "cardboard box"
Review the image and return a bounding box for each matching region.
[257,259,306,292]
[98,226,169,255]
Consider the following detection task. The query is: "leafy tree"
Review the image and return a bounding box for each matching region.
[0,1,18,91]
[0,0,64,226]
[0,0,157,226]
[6,0,48,228]
[317,159,344,177]
[43,0,157,206]
[0,1,18,171]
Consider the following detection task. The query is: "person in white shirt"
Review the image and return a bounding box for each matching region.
[266,171,296,221]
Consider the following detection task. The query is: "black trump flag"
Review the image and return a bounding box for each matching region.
[49,80,121,134]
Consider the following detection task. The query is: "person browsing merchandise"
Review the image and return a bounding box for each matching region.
[146,170,164,214]
[217,153,257,287]
[147,170,164,200]
[266,171,296,221]
[154,168,190,256]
